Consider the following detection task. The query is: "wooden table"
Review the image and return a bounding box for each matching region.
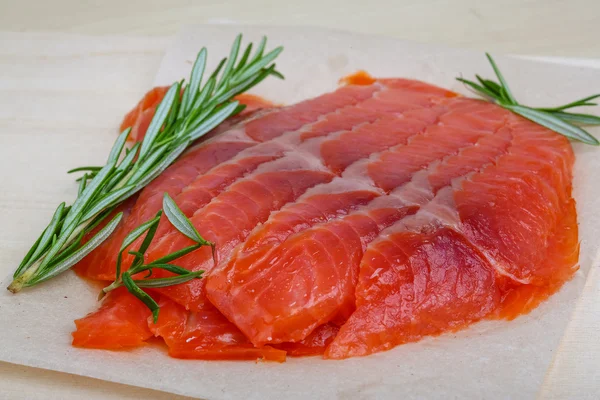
[2,0,600,57]
[1,1,599,398]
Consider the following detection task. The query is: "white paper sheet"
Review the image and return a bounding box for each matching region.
[1,25,599,399]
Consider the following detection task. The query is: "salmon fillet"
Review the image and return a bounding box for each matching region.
[72,287,153,349]
[74,287,336,359]
[73,77,578,360]
[206,98,513,346]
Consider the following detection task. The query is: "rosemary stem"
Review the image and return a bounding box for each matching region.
[8,218,94,291]
[99,279,122,299]
[7,261,40,293]
[99,259,146,298]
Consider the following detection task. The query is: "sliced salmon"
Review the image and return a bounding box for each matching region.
[72,287,153,349]
[72,81,388,355]
[325,114,577,359]
[142,79,458,313]
[75,84,381,282]
[149,297,286,361]
[274,323,340,357]
[325,228,501,358]
[73,78,579,361]
[74,287,327,358]
[206,99,516,346]
[73,78,462,357]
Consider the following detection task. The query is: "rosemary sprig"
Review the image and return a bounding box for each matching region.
[100,194,211,322]
[457,53,600,145]
[8,34,283,293]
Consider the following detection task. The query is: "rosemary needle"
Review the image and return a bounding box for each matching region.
[457,53,600,145]
[8,34,283,293]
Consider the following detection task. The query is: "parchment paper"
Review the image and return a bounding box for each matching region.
[1,25,599,399]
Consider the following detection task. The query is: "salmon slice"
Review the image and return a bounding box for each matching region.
[149,297,286,361]
[326,114,577,359]
[206,99,515,346]
[75,83,381,281]
[72,287,153,349]
[152,300,338,358]
[324,228,501,359]
[120,86,170,142]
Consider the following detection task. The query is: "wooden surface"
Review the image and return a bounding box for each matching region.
[0,32,189,400]
[1,0,600,57]
[0,1,599,398]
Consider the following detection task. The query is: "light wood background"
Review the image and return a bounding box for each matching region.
[0,1,599,399]
[2,0,600,57]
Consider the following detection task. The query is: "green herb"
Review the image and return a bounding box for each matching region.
[8,34,283,293]
[100,193,211,323]
[457,53,600,145]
